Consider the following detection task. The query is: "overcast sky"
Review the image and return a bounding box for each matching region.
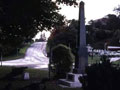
[59,0,120,23]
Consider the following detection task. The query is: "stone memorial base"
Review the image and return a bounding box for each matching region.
[24,72,30,80]
[58,73,82,88]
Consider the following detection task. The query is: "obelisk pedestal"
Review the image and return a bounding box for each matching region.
[59,1,88,88]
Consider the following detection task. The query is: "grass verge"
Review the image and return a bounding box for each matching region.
[2,43,31,61]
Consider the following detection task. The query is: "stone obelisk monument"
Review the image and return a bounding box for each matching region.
[74,1,88,74]
[58,1,88,87]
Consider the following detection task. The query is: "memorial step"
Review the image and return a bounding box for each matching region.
[58,73,82,88]
[59,79,82,88]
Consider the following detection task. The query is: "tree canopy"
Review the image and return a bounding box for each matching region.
[87,14,120,48]
[48,13,120,52]
[0,0,78,55]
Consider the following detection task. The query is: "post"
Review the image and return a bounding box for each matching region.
[48,44,52,79]
[1,53,2,66]
[17,48,19,56]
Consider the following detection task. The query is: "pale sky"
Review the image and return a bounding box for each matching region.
[59,0,120,23]
[33,31,50,41]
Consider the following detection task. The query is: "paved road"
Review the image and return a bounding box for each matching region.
[2,42,49,69]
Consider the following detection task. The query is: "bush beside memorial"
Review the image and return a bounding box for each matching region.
[51,44,74,78]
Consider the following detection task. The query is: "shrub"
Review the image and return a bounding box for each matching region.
[79,55,120,90]
[51,44,74,78]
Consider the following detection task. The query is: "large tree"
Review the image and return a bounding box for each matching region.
[48,14,120,51]
[87,14,120,48]
[0,0,78,55]
[47,20,78,56]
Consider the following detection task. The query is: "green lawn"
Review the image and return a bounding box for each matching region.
[88,55,101,65]
[0,66,82,90]
[0,66,48,89]
[112,59,120,65]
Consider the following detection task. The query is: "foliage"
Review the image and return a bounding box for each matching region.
[48,15,120,52]
[79,55,120,90]
[0,0,78,56]
[47,20,78,57]
[48,13,120,51]
[87,14,120,49]
[114,5,120,16]
[51,44,74,78]
[2,43,30,61]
